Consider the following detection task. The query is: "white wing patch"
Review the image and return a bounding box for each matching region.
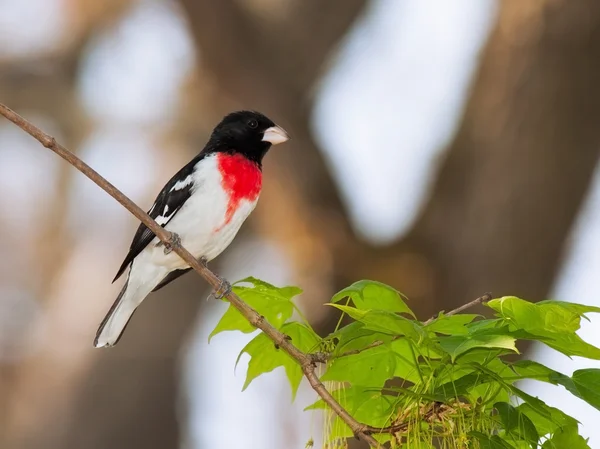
[156,207,178,226]
[170,175,193,192]
[155,215,170,226]
[148,175,194,226]
[153,202,178,226]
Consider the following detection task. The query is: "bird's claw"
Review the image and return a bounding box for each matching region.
[163,232,181,255]
[213,277,232,300]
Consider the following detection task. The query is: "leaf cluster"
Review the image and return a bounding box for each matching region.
[210,278,600,448]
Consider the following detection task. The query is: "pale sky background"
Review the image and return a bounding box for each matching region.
[1,0,600,447]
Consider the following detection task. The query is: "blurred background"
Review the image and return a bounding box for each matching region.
[1,0,600,448]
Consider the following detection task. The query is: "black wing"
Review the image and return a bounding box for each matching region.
[112,154,204,282]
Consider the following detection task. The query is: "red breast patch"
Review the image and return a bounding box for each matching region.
[217,152,262,226]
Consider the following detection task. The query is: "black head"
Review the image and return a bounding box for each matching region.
[207,110,289,165]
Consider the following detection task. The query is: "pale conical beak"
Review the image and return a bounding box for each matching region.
[262,125,290,145]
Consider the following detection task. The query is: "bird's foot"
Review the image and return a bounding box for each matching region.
[213,276,232,300]
[199,256,208,267]
[163,232,181,255]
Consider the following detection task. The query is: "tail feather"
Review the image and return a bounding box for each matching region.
[94,281,135,348]
[94,264,166,348]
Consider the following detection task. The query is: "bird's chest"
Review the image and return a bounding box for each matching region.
[163,153,261,262]
[216,152,262,228]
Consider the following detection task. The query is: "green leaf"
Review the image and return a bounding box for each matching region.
[494,402,539,447]
[470,382,511,406]
[510,329,600,360]
[328,304,421,338]
[452,346,512,367]
[322,344,396,387]
[304,385,374,413]
[234,276,303,300]
[537,300,600,321]
[517,403,578,436]
[433,358,512,401]
[550,369,600,412]
[487,296,582,335]
[425,314,480,335]
[466,318,505,332]
[331,280,414,317]
[510,360,600,413]
[542,426,591,449]
[286,321,322,352]
[238,333,298,394]
[352,393,397,428]
[209,278,300,340]
[511,360,559,382]
[470,362,557,423]
[237,322,319,399]
[539,333,600,360]
[389,338,426,383]
[438,332,518,362]
[486,297,600,360]
[469,432,516,449]
[328,321,394,355]
[305,386,397,436]
[433,372,493,400]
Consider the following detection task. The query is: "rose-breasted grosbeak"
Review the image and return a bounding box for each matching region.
[94,111,289,347]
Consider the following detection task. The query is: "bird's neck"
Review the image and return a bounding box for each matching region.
[206,138,268,166]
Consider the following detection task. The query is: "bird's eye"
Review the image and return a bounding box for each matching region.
[248,119,258,129]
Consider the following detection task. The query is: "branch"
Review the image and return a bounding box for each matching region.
[0,102,381,448]
[312,293,492,363]
[422,292,491,325]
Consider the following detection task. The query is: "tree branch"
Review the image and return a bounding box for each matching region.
[422,292,491,326]
[0,102,381,448]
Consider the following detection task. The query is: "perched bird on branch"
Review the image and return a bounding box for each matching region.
[94,111,289,347]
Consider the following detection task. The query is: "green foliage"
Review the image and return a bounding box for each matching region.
[237,321,320,399]
[438,331,519,362]
[321,344,397,387]
[209,277,301,340]
[494,402,539,446]
[210,278,600,449]
[487,296,600,359]
[541,426,591,449]
[331,280,414,317]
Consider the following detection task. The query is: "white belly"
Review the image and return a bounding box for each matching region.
[138,154,258,270]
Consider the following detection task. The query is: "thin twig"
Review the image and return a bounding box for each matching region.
[422,293,491,325]
[314,293,492,362]
[0,102,381,448]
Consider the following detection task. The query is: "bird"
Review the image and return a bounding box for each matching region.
[94,110,289,348]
